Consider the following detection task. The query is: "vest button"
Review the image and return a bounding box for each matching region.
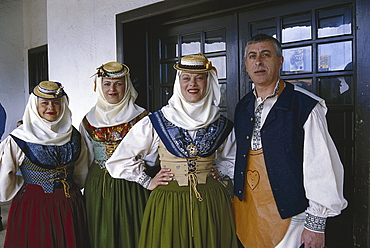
[250,117,253,121]
[246,136,249,139]
[240,171,244,175]
[238,190,242,193]
[243,154,247,157]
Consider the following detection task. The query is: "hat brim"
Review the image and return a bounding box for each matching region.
[33,86,66,99]
[99,63,130,78]
[173,63,214,73]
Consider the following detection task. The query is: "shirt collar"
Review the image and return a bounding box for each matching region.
[253,79,281,103]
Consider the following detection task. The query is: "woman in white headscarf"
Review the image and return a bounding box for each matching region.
[79,62,151,248]
[0,81,89,248]
[106,54,238,248]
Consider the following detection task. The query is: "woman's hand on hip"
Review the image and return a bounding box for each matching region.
[148,168,173,190]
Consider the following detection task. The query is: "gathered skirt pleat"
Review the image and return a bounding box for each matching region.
[4,182,88,248]
[84,163,150,248]
[138,177,238,248]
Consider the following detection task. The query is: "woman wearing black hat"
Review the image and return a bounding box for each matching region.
[80,62,151,248]
[0,81,89,247]
[106,54,238,248]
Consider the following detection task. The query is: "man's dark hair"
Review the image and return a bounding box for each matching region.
[245,33,282,58]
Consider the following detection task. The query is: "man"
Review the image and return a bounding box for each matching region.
[0,102,6,231]
[233,34,347,248]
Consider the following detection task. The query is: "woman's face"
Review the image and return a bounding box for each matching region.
[179,72,207,103]
[102,77,125,104]
[37,98,62,122]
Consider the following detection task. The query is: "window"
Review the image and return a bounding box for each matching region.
[157,29,228,108]
[279,5,353,104]
[248,4,353,105]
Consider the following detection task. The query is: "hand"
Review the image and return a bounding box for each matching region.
[211,167,221,181]
[300,228,325,248]
[148,168,173,191]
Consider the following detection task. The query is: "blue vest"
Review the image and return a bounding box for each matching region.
[233,82,318,219]
[10,128,81,194]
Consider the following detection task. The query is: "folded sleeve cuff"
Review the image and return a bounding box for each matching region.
[137,172,152,189]
[304,212,327,233]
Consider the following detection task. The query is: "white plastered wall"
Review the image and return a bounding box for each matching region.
[0,0,161,141]
[0,0,47,140]
[47,0,161,128]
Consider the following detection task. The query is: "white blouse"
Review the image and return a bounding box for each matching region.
[105,116,236,189]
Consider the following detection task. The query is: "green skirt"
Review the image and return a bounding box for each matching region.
[138,177,238,248]
[84,163,150,248]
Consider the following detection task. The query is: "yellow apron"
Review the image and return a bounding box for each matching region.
[233,149,291,248]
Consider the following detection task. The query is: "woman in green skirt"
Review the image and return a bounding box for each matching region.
[80,62,150,248]
[106,54,238,248]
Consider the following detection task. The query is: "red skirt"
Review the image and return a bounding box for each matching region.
[4,183,89,248]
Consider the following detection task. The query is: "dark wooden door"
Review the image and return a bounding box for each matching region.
[118,0,356,246]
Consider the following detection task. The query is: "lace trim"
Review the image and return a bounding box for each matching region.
[137,172,151,189]
[251,80,280,150]
[304,212,326,233]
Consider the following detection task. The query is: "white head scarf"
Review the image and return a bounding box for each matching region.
[11,94,73,145]
[161,69,220,130]
[85,74,145,128]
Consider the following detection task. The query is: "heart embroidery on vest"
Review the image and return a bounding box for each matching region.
[247,170,260,190]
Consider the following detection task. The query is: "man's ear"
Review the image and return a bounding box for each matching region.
[279,56,284,69]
